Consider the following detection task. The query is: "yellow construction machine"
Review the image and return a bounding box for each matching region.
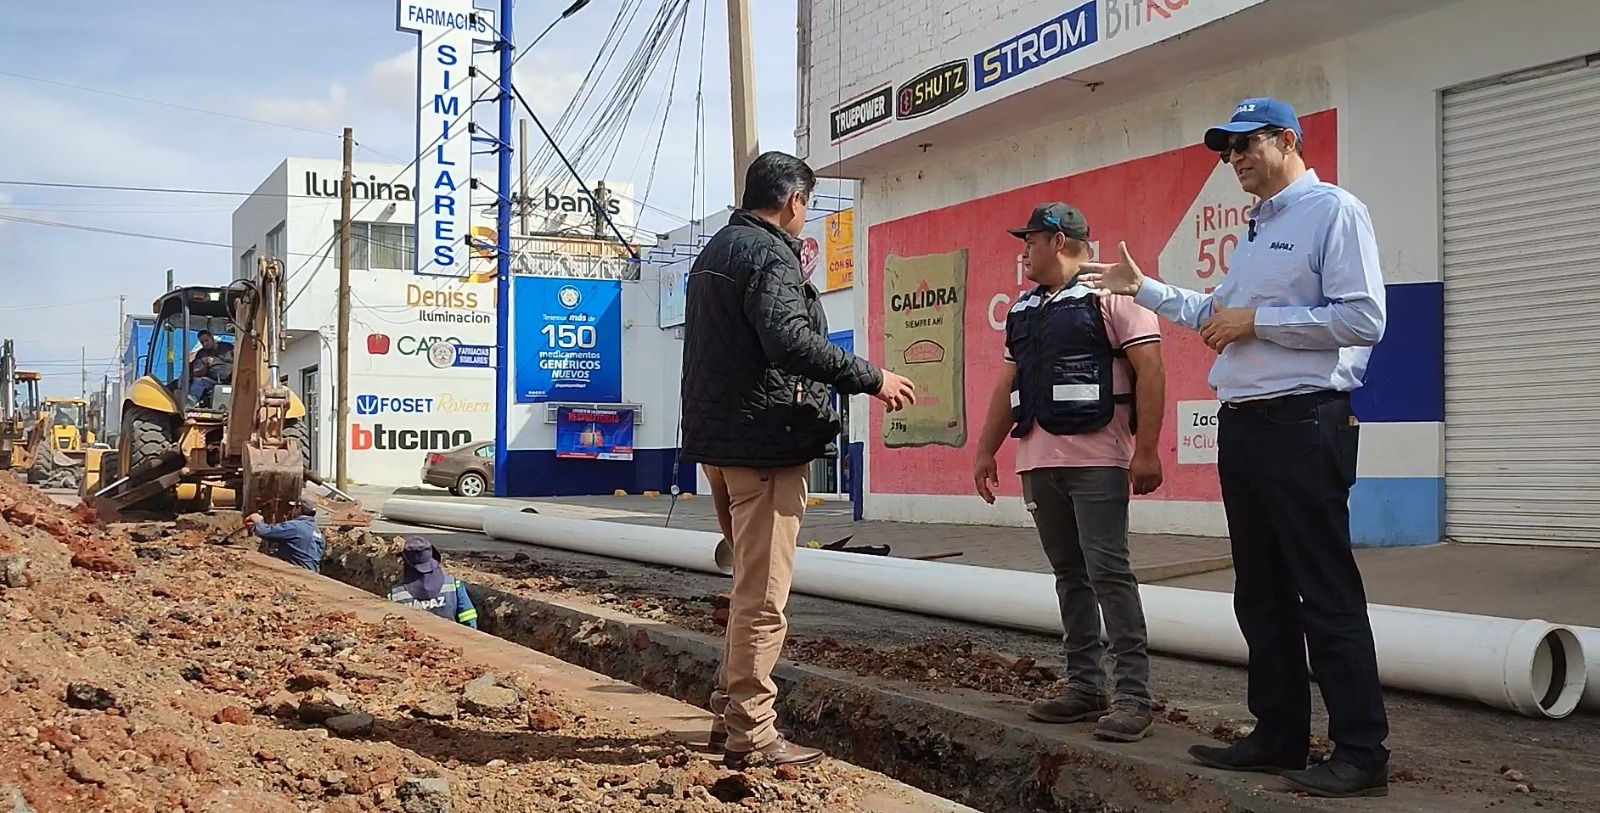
[84,258,367,524]
[0,340,41,472]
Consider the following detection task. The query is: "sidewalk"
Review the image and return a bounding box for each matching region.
[371,486,1600,628]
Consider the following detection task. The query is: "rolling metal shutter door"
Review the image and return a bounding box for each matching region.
[1441,56,1600,546]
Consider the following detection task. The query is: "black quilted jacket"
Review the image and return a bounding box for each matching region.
[679,209,882,468]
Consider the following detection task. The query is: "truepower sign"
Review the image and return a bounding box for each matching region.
[396,1,496,277]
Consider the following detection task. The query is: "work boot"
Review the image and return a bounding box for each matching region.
[1093,699,1155,742]
[1026,687,1110,724]
[1188,738,1307,775]
[1281,759,1389,798]
[708,721,791,755]
[723,735,824,771]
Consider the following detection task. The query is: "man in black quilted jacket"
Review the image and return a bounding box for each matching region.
[681,151,916,770]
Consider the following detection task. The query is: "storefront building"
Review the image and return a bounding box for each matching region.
[231,157,652,490]
[650,180,860,500]
[799,0,1600,546]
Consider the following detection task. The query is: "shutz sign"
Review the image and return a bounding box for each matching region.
[895,60,969,120]
[829,84,893,144]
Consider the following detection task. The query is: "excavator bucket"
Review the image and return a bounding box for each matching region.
[240,446,304,525]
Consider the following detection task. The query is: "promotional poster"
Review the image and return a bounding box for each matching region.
[554,406,635,461]
[513,276,624,403]
[866,109,1338,502]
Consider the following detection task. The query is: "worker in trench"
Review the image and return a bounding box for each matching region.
[972,202,1167,743]
[679,150,916,771]
[385,537,479,629]
[247,494,326,574]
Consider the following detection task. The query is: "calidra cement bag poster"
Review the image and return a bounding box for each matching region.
[881,249,967,448]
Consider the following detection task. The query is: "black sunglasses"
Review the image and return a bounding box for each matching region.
[1217,128,1285,162]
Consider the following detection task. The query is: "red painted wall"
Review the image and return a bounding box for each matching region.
[866,109,1338,501]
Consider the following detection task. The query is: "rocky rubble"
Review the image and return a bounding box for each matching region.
[0,480,902,812]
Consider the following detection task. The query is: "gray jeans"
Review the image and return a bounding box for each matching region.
[1021,466,1152,706]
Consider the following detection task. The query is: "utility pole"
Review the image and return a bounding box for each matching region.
[80,345,86,401]
[115,295,126,383]
[518,118,531,236]
[335,126,354,490]
[727,0,759,204]
[165,268,174,292]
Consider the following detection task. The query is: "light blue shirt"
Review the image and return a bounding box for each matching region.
[1132,169,1386,403]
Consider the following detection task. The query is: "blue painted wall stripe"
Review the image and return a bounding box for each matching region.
[1353,281,1443,424]
[1349,476,1443,548]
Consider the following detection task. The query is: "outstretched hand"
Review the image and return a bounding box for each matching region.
[1077,241,1145,296]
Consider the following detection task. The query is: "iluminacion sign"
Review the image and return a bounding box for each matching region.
[396,1,496,277]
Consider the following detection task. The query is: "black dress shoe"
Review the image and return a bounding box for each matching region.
[1188,739,1307,775]
[1282,759,1388,798]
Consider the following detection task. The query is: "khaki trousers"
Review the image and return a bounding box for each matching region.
[703,463,809,752]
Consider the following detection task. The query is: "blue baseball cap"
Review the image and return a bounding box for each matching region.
[1204,97,1301,152]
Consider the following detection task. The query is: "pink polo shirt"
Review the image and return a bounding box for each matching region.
[1006,293,1160,473]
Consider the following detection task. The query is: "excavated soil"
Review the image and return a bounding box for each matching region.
[0,480,920,812]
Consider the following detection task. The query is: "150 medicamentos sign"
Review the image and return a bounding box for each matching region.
[397,0,495,277]
[513,276,623,403]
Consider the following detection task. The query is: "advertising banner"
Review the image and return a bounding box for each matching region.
[799,217,827,285]
[881,249,968,449]
[554,406,635,461]
[513,276,623,403]
[823,209,855,292]
[658,256,689,328]
[865,108,1338,502]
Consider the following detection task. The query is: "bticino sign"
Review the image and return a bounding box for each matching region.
[396,0,495,278]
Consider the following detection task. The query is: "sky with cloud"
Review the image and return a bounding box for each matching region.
[0,0,802,398]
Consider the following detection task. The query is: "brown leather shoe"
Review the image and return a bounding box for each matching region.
[723,735,824,771]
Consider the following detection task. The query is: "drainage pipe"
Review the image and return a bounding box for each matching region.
[380,498,491,532]
[378,499,1586,719]
[1568,627,1600,713]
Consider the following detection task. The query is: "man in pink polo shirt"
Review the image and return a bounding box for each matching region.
[973,202,1166,742]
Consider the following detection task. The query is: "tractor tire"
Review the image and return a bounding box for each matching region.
[122,405,177,512]
[284,418,313,477]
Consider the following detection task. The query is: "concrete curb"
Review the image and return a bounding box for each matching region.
[323,541,1342,813]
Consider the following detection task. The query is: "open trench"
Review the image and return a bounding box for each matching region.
[319,529,1353,813]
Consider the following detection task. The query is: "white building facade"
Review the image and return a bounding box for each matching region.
[650,180,861,499]
[231,157,643,488]
[800,0,1600,547]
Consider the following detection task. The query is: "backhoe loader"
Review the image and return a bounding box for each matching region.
[84,257,368,525]
[0,341,41,472]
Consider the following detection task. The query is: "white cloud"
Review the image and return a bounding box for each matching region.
[247,84,353,134]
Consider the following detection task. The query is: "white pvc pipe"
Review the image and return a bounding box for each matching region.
[480,507,734,574]
[1569,626,1600,713]
[377,498,1587,718]
[381,498,491,532]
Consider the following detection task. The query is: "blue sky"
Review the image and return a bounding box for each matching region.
[0,0,800,397]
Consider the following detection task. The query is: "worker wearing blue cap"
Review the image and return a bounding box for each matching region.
[386,537,478,629]
[247,494,325,573]
[1080,96,1390,798]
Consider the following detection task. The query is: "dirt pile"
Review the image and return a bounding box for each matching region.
[0,482,894,812]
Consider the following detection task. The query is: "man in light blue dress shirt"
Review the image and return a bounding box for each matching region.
[1080,97,1391,799]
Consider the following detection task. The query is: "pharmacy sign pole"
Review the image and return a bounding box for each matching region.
[395,1,495,279]
[397,0,512,495]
